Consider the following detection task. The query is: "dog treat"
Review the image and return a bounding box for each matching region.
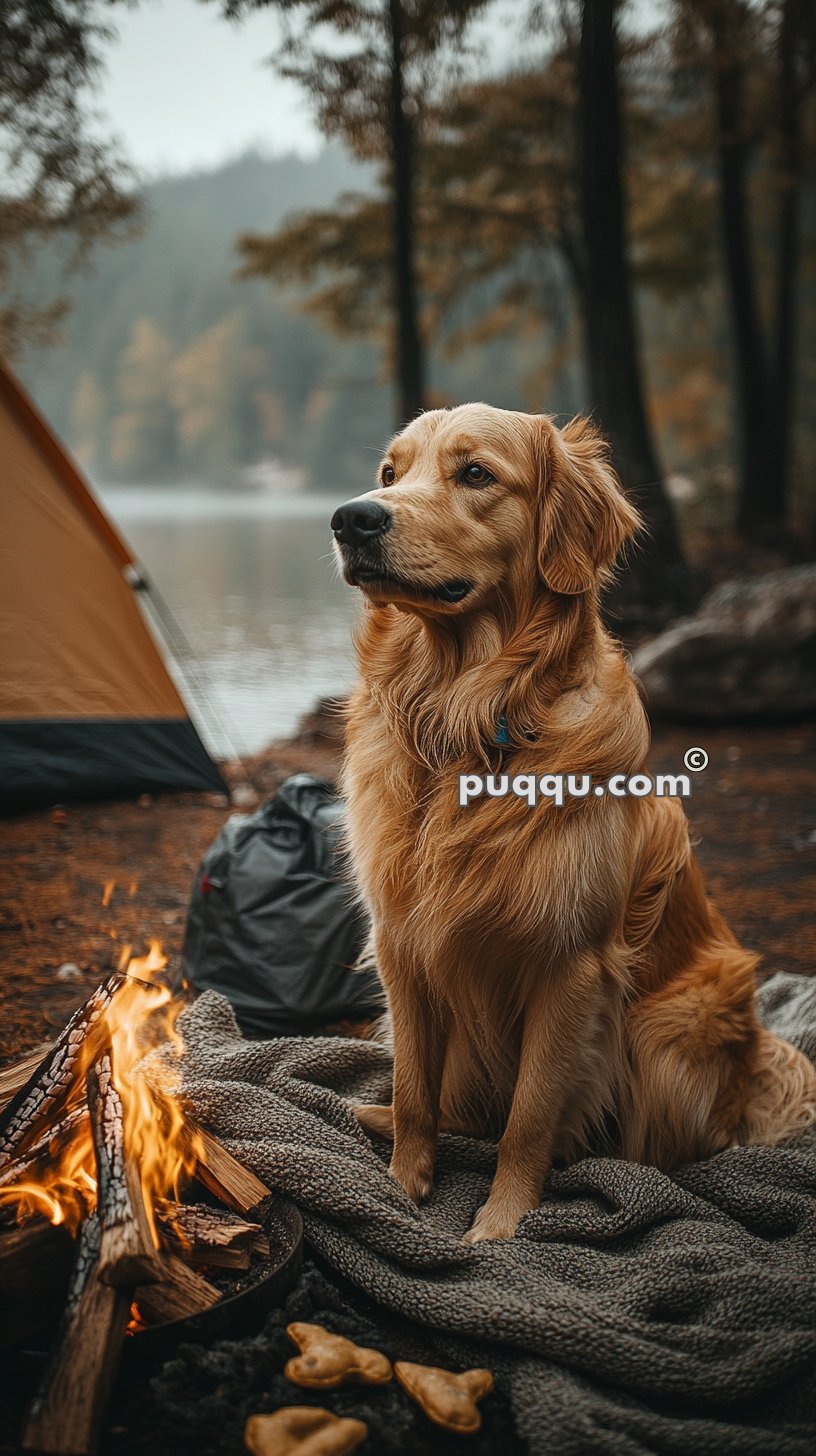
[285,1321,393,1388]
[394,1360,494,1434]
[244,1408,367,1456]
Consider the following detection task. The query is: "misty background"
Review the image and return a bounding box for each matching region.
[2,0,814,753]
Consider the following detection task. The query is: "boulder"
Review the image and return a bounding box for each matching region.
[632,564,816,721]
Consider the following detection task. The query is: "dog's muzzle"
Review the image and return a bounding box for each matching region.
[330,496,473,605]
[331,499,391,549]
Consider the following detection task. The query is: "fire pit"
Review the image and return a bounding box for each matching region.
[0,947,303,1455]
[127,1192,302,1368]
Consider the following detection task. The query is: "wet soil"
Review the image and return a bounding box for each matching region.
[0,716,813,1066]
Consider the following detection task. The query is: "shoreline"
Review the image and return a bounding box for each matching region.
[1,716,813,1063]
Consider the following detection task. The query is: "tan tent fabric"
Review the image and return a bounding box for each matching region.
[0,361,225,810]
[0,365,187,721]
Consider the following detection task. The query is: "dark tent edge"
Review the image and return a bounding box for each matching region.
[0,718,227,813]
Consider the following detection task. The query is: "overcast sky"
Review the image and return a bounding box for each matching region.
[95,0,663,178]
[93,0,578,176]
[95,0,321,174]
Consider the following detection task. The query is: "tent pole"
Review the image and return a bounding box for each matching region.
[130,569,266,804]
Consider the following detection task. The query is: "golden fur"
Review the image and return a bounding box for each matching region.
[333,403,816,1242]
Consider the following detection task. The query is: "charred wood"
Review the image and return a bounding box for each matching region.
[0,979,120,1170]
[132,1253,219,1326]
[87,1052,160,1288]
[22,1214,131,1456]
[0,1044,53,1108]
[155,1199,267,1268]
[0,1107,89,1200]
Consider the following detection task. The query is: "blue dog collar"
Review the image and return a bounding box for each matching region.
[494,713,536,747]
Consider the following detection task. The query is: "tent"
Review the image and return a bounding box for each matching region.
[0,360,227,813]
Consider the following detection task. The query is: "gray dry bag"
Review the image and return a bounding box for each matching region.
[181,773,380,1034]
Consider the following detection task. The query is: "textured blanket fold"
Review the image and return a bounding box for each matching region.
[176,973,816,1455]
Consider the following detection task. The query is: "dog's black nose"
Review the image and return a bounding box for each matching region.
[331,498,391,547]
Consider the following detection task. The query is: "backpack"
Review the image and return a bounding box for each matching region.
[181,773,380,1035]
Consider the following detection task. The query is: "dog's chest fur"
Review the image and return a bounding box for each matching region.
[342,689,633,988]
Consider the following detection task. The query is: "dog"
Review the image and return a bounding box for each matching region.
[331,403,816,1242]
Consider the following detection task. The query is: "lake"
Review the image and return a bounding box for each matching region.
[100,488,360,758]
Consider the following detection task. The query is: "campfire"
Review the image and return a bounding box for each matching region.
[0,945,276,1456]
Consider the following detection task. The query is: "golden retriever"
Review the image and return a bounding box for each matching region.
[331,403,816,1242]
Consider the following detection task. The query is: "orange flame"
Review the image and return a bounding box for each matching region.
[127,940,168,980]
[0,942,203,1240]
[101,879,116,908]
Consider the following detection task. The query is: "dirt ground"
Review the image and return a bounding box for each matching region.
[0,711,814,1066]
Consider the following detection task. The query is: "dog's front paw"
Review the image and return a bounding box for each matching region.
[389,1149,435,1205]
[463,1196,525,1244]
[354,1103,394,1139]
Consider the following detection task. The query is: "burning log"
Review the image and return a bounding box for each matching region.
[0,978,121,1170]
[87,1051,161,1288]
[133,1253,220,1325]
[0,954,290,1456]
[22,1214,131,1456]
[0,1106,89,1199]
[0,1043,53,1107]
[0,1217,74,1349]
[155,1199,268,1269]
[193,1126,270,1215]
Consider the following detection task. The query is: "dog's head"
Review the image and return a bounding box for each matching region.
[331,403,641,615]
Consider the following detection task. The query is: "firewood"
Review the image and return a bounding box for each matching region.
[0,1105,89,1197]
[0,978,121,1170]
[155,1198,268,1269]
[0,1217,74,1349]
[192,1125,270,1215]
[22,1214,131,1456]
[132,1252,220,1325]
[87,1051,161,1288]
[0,1042,53,1107]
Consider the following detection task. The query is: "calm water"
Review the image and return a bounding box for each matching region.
[101,488,360,758]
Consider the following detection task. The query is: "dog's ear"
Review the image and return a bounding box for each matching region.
[533,415,642,595]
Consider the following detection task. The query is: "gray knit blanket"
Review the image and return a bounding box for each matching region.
[176,974,816,1455]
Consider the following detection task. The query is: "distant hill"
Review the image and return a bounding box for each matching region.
[9,147,577,491]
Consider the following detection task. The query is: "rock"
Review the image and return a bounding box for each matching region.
[55,962,82,981]
[296,696,347,748]
[665,473,697,504]
[231,784,259,809]
[632,565,816,721]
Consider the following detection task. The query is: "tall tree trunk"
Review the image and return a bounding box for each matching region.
[388,0,425,425]
[770,0,803,525]
[710,3,777,536]
[578,0,690,625]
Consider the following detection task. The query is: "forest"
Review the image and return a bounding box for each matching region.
[9,147,564,493]
[2,0,815,612]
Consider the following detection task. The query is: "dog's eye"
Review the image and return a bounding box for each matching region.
[380,465,395,486]
[459,462,496,487]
